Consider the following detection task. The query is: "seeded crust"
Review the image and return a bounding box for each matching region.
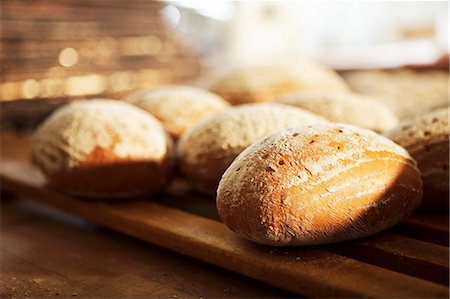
[31,99,174,198]
[126,85,230,139]
[217,124,423,246]
[384,107,449,210]
[177,103,327,194]
[278,91,398,132]
[206,64,349,105]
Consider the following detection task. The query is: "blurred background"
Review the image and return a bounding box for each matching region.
[1,0,448,128]
[169,1,448,68]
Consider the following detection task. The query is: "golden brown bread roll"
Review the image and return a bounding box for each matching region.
[177,103,327,194]
[217,124,423,246]
[205,64,349,105]
[32,99,174,198]
[126,85,230,139]
[277,91,398,132]
[384,107,449,210]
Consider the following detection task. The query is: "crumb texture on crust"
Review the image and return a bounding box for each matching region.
[217,124,422,246]
[206,64,349,105]
[126,85,229,138]
[32,99,171,174]
[177,103,327,193]
[278,91,398,132]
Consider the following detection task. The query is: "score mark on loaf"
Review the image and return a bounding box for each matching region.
[217,124,423,246]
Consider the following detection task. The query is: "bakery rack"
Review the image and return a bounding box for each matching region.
[1,132,448,298]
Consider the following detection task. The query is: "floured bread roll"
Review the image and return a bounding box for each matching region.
[278,91,398,132]
[217,124,423,246]
[385,107,449,210]
[344,69,449,119]
[32,99,174,198]
[420,98,450,115]
[177,103,327,194]
[205,64,349,105]
[126,85,230,139]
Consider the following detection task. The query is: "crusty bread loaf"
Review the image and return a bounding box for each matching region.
[384,107,449,210]
[126,85,230,139]
[278,91,398,132]
[177,103,327,194]
[32,99,174,198]
[205,64,349,105]
[217,124,423,246]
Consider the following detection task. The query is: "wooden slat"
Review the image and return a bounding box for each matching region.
[161,186,450,285]
[0,63,186,80]
[326,233,449,285]
[158,186,450,285]
[0,159,448,298]
[404,215,449,233]
[391,216,449,246]
[156,185,450,286]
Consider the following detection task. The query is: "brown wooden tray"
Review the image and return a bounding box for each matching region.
[1,134,449,298]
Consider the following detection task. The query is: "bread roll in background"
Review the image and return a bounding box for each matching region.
[203,63,349,105]
[177,103,327,194]
[126,85,230,139]
[343,69,449,119]
[385,107,449,211]
[217,124,423,246]
[420,98,450,115]
[278,91,398,132]
[32,99,174,198]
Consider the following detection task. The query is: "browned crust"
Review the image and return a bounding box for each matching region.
[217,125,423,246]
[414,140,449,210]
[211,81,304,105]
[39,141,174,199]
[178,151,238,194]
[177,104,327,195]
[385,108,449,210]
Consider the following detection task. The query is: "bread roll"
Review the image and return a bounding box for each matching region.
[278,91,398,132]
[344,69,449,119]
[217,124,423,246]
[32,99,174,198]
[126,85,230,139]
[205,64,349,105]
[177,103,327,194]
[384,107,449,210]
[420,98,450,115]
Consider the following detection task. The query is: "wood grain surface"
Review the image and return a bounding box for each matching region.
[1,131,449,298]
[1,197,294,298]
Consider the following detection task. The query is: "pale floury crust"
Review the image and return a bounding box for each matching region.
[384,107,449,209]
[278,91,399,132]
[206,64,349,105]
[217,124,422,246]
[420,98,450,115]
[344,69,449,119]
[126,85,230,139]
[32,99,174,198]
[177,103,328,194]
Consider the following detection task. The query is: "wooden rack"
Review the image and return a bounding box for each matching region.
[1,0,201,128]
[0,132,448,298]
